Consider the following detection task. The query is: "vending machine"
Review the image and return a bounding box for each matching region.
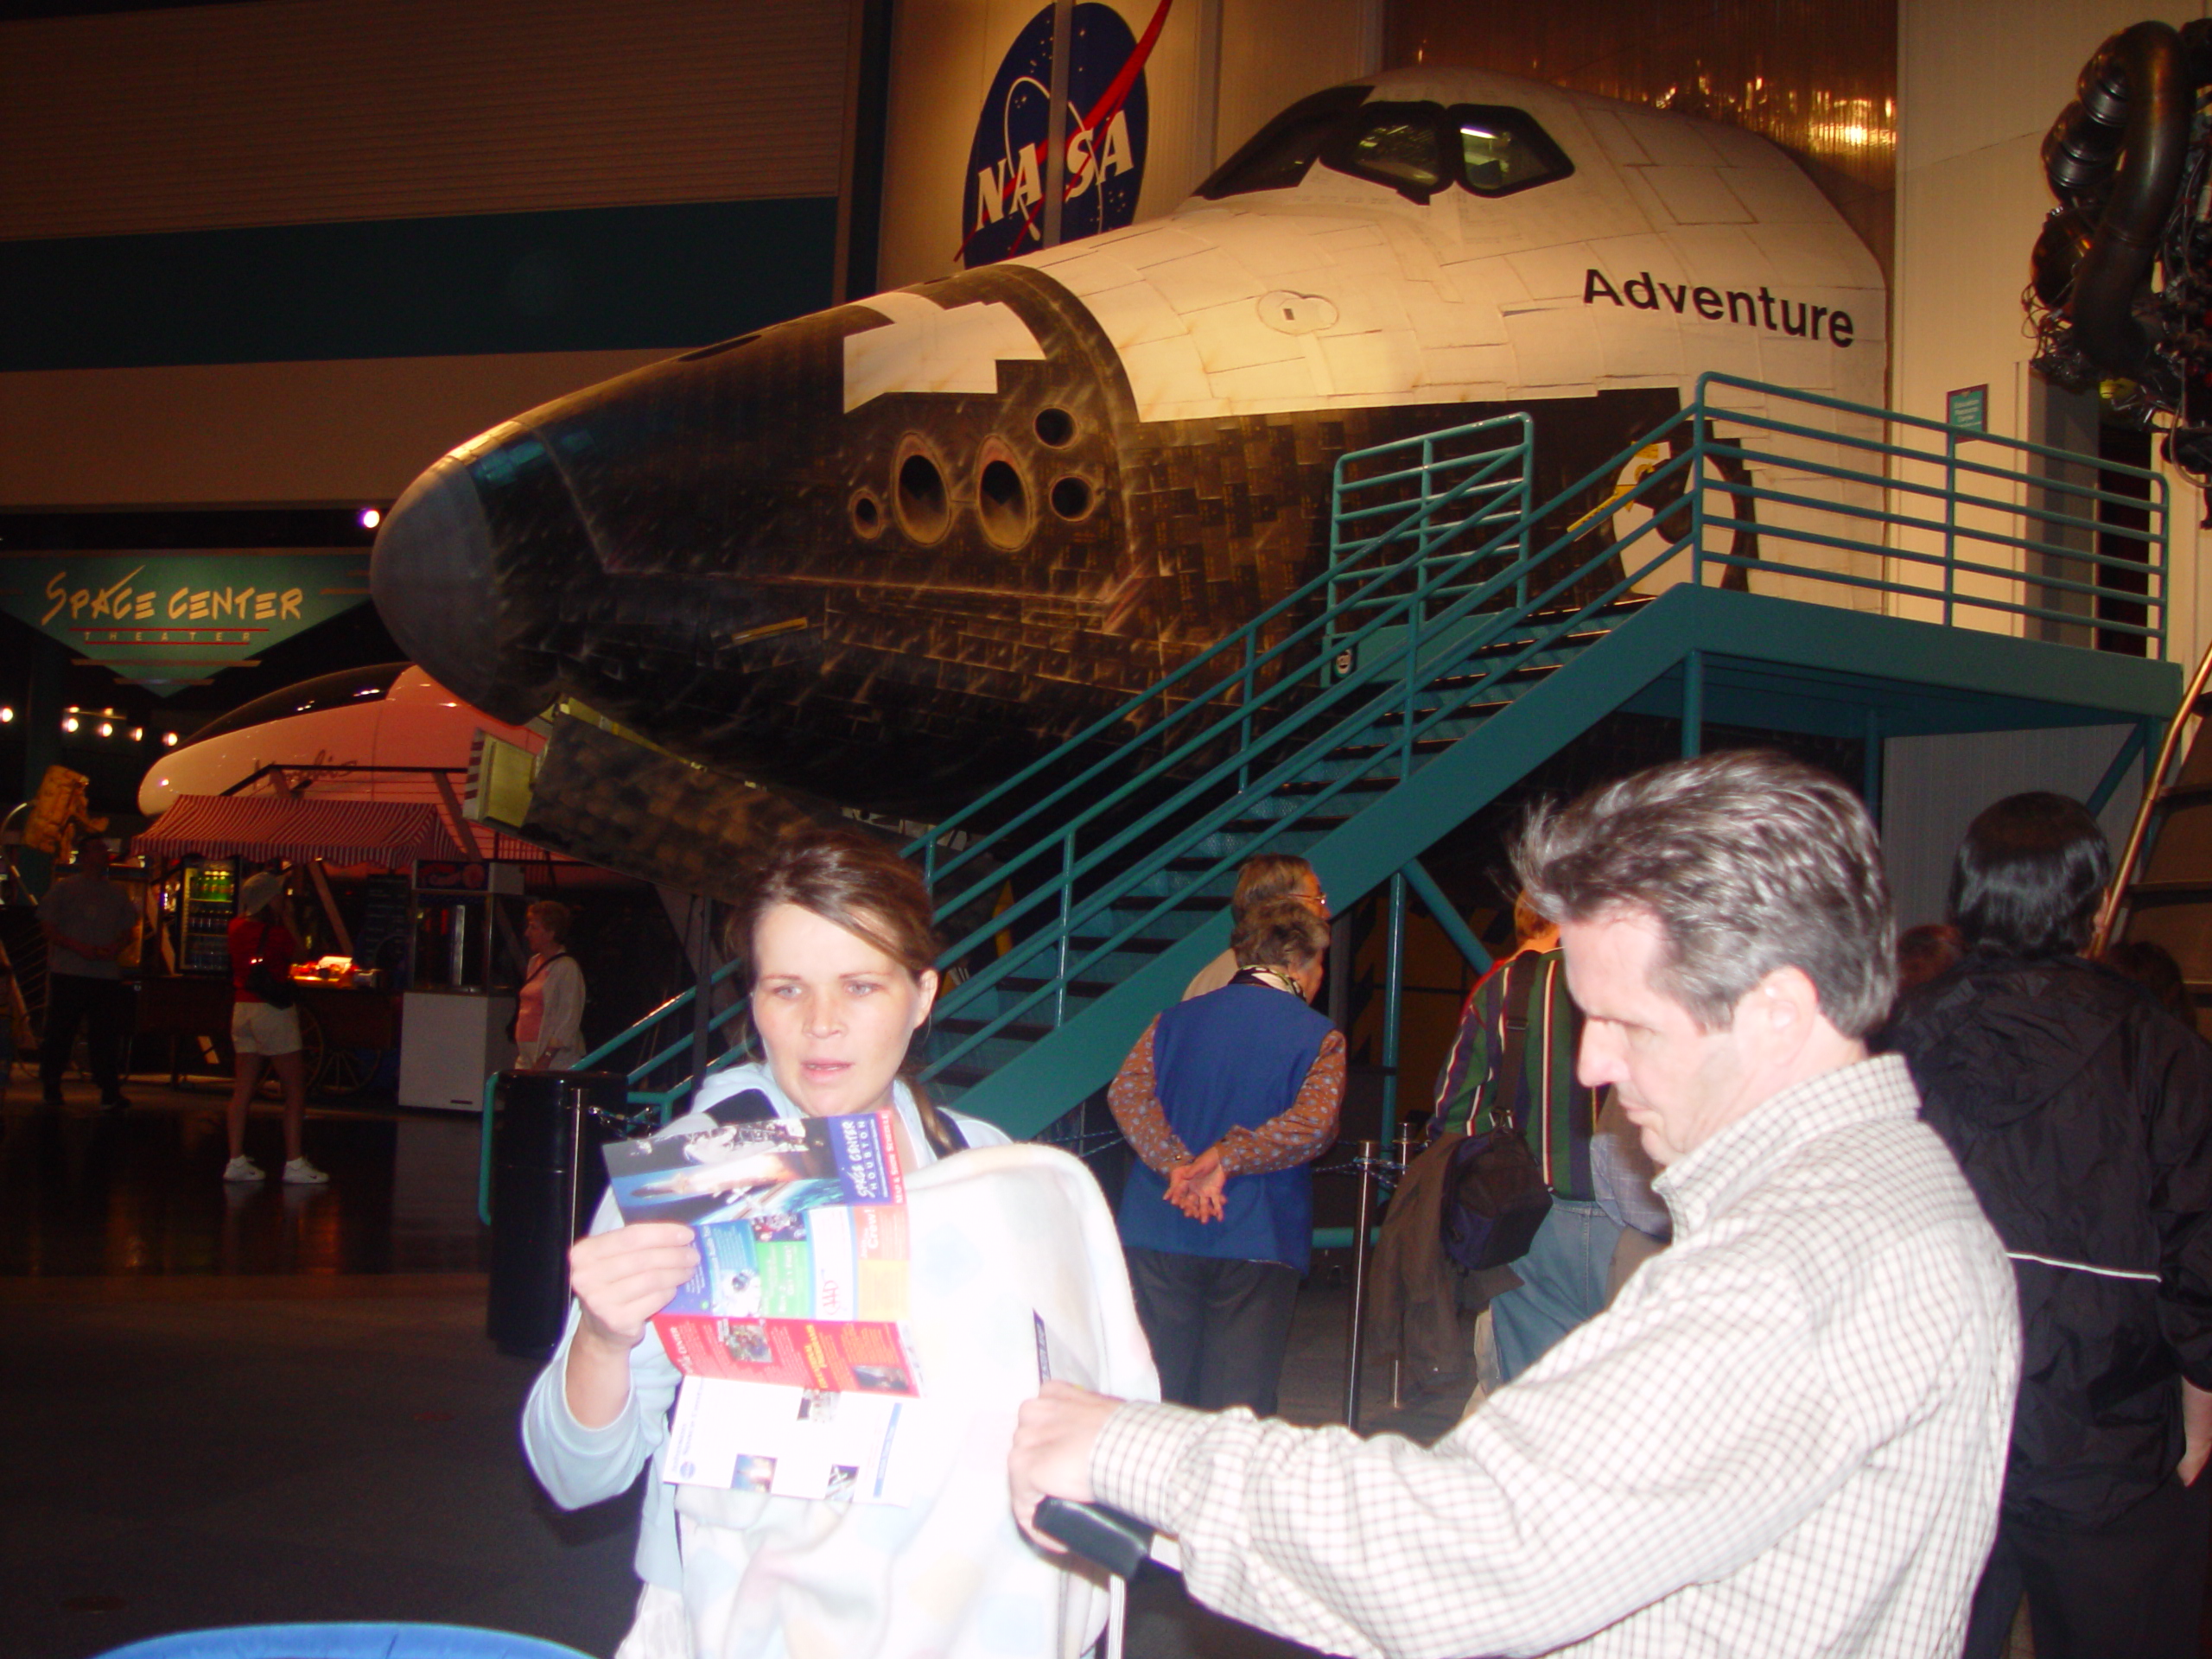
[177,858,238,976]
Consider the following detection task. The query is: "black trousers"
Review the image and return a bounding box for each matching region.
[39,972,130,1102]
[1962,1472,2212,1659]
[1125,1247,1300,1416]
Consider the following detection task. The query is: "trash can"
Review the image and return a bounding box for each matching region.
[97,1624,595,1659]
[486,1070,633,1357]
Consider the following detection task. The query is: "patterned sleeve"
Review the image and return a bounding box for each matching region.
[1217,1029,1347,1174]
[1108,1017,1195,1174]
[1433,969,1505,1136]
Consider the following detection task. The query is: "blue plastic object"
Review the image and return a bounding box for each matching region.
[95,1624,597,1659]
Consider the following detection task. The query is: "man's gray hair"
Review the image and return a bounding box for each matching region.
[1512,750,1896,1036]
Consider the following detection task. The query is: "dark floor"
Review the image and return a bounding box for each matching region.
[0,1072,1462,1659]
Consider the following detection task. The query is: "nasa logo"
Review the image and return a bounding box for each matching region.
[960,1,1160,268]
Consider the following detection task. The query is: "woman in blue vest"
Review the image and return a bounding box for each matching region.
[1108,897,1344,1413]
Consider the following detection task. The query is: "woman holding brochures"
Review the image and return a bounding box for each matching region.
[522,828,1155,1659]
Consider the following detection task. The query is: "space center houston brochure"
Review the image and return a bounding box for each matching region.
[602,1109,920,1395]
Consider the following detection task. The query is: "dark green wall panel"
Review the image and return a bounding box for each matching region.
[0,197,840,371]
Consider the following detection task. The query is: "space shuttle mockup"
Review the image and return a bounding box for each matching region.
[372,67,1884,820]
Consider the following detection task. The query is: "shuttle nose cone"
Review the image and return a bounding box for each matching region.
[372,453,537,721]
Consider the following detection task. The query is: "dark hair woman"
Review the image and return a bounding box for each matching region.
[523,828,1153,1659]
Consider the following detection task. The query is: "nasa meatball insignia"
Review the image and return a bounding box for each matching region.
[1583,267,1855,347]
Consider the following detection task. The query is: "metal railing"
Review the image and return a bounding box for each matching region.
[490,373,2170,1180]
[901,373,2170,1084]
[1325,415,1533,657]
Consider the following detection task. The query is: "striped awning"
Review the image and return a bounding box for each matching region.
[135,793,473,868]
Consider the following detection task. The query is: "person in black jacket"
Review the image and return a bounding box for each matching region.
[1885,791,2212,1659]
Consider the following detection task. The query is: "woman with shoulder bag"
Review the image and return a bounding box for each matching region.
[223,871,325,1185]
[515,899,586,1071]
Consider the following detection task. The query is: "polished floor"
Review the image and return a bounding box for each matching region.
[0,1071,1454,1659]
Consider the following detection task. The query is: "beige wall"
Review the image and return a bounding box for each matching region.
[0,0,852,238]
[1894,0,2210,670]
[0,349,667,507]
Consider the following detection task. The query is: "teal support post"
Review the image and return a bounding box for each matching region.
[1681,649,1704,759]
[2086,722,2150,818]
[1403,857,1490,974]
[1379,872,1408,1149]
[1862,706,1883,816]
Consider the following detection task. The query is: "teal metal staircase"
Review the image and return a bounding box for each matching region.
[501,372,2181,1181]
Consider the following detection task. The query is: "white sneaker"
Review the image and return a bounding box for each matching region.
[222,1154,264,1183]
[282,1157,330,1185]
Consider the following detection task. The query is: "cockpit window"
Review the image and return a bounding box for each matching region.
[1199,87,1575,207]
[1450,105,1574,196]
[1198,84,1371,200]
[184,663,408,747]
[1320,103,1452,202]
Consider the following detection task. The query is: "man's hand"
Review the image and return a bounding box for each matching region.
[1166,1147,1227,1222]
[2181,1379,2212,1486]
[1010,1380,1126,1548]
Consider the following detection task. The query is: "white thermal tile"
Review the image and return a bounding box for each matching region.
[1414,342,1519,390]
[1116,334,1216,419]
[1208,357,1327,403]
[1316,328,1425,397]
[1043,251,1151,297]
[1077,282,1190,351]
[1592,308,1688,379]
[1436,253,1533,305]
[1580,107,1652,167]
[1614,111,1724,168]
[1502,304,1604,389]
[841,298,1046,413]
[1503,245,1604,300]
[1720,165,1831,226]
[1103,224,1218,269]
[1643,167,1753,226]
[1141,248,1268,315]
[1179,298,1308,373]
[1402,294,1508,348]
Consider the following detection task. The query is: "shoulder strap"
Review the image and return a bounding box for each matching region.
[1489,955,1540,1139]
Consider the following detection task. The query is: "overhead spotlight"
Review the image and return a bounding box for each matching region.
[130,727,144,742]
[97,721,113,738]
[0,706,13,722]
[359,506,383,531]
[162,731,179,747]
[61,715,79,733]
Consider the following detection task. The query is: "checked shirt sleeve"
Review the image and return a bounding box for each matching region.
[1089,1226,1980,1659]
[1108,1017,1195,1174]
[1217,1030,1347,1174]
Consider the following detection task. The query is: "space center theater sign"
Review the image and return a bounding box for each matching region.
[0,552,369,685]
[959,0,1160,267]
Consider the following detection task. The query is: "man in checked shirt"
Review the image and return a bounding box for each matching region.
[1014,750,2021,1657]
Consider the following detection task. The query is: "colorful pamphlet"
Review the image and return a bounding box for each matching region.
[601,1107,918,1395]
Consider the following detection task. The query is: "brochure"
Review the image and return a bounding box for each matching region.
[663,1376,918,1504]
[601,1108,917,1391]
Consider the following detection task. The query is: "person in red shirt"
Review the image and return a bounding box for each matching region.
[223,871,326,1185]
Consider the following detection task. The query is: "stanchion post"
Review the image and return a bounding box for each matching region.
[1344,1139,1376,1429]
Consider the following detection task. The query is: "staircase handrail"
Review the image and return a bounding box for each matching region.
[907,414,1537,895]
[918,372,2171,1076]
[919,423,1593,956]
[918,429,1712,1076]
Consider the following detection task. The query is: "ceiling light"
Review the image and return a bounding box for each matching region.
[359,507,383,530]
[0,707,12,722]
[61,716,79,733]
[162,731,179,747]
[130,728,143,742]
[97,721,113,737]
